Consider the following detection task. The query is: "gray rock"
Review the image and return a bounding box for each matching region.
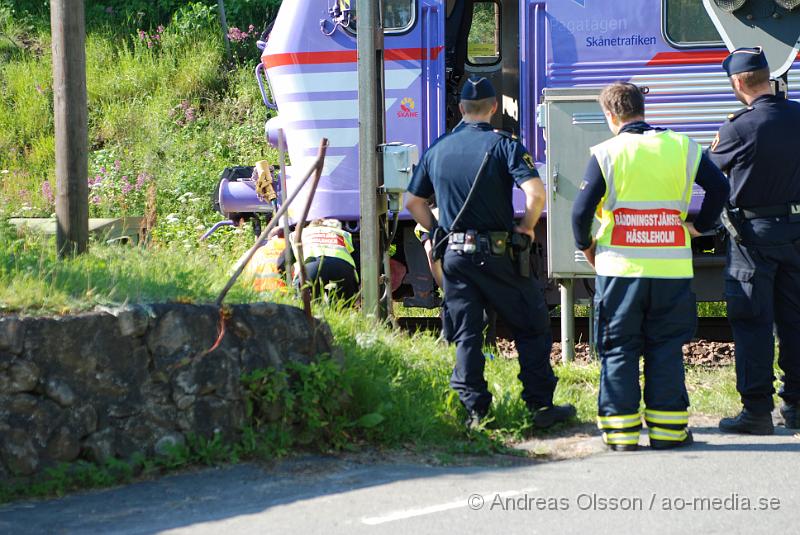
[7,360,40,393]
[7,394,64,449]
[1,428,39,475]
[106,403,140,419]
[70,405,98,438]
[44,378,76,407]
[117,307,150,337]
[0,317,24,354]
[146,308,216,371]
[154,432,186,457]
[46,426,80,462]
[82,428,115,464]
[0,303,340,481]
[173,368,200,397]
[0,369,10,393]
[175,395,196,410]
[186,397,244,441]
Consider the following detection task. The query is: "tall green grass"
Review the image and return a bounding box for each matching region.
[0,2,275,237]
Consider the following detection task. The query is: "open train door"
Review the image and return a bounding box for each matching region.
[396,0,448,308]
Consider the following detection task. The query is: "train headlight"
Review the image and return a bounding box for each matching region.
[774,0,800,10]
[713,0,748,12]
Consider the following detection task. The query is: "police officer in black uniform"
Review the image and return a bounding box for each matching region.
[709,47,800,434]
[406,77,576,429]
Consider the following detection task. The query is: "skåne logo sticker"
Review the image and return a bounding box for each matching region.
[398,97,419,119]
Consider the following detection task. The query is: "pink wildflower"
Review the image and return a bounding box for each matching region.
[41,181,54,205]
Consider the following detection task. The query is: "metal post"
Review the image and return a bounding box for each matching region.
[217,0,232,63]
[50,0,89,258]
[588,300,597,360]
[560,279,575,363]
[278,129,293,286]
[357,0,386,318]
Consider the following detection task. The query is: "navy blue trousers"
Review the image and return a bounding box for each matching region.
[302,257,358,300]
[442,248,556,414]
[594,276,696,417]
[725,217,800,413]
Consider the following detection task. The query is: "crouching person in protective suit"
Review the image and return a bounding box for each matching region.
[294,219,359,301]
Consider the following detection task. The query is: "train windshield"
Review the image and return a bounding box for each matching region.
[341,0,416,33]
[663,0,724,46]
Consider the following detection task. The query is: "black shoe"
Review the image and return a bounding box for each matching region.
[606,443,639,452]
[719,409,774,435]
[464,409,488,431]
[650,429,694,450]
[531,404,577,429]
[780,403,800,429]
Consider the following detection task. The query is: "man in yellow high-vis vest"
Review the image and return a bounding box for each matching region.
[572,82,730,451]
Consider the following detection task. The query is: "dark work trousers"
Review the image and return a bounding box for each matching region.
[725,217,800,414]
[302,256,359,300]
[594,277,696,418]
[441,301,497,346]
[442,248,556,414]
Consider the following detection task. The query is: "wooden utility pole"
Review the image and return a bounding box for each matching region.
[50,0,89,257]
[357,0,386,318]
[217,0,233,63]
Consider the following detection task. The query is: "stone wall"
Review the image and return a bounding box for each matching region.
[0,303,338,481]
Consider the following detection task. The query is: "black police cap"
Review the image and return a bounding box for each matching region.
[722,46,769,76]
[460,77,496,101]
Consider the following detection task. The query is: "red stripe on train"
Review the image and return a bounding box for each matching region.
[263,47,444,69]
[649,50,800,67]
[647,51,730,66]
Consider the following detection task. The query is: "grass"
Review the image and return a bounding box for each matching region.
[0,3,274,232]
[0,0,770,504]
[0,227,777,503]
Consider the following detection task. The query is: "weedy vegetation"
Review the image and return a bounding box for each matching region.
[0,0,755,504]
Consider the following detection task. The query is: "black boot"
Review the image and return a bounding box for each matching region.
[531,404,576,429]
[464,408,488,431]
[780,403,800,430]
[719,409,774,435]
[606,442,639,452]
[650,429,694,450]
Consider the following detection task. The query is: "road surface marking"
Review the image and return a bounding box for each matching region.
[361,488,538,525]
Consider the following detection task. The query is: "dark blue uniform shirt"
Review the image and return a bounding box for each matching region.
[407,122,538,232]
[571,122,730,250]
[707,94,800,208]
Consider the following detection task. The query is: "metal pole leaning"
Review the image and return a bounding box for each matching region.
[278,129,293,287]
[215,139,329,306]
[292,143,328,321]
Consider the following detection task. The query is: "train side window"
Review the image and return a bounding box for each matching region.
[467,1,501,66]
[342,0,416,34]
[663,0,724,47]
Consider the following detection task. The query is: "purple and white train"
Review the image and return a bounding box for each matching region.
[216,0,800,305]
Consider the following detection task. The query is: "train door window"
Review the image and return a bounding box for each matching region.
[342,0,416,34]
[663,0,724,47]
[467,1,501,66]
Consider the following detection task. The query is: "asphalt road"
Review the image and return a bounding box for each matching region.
[1,422,798,535]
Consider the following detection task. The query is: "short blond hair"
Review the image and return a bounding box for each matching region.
[733,67,770,89]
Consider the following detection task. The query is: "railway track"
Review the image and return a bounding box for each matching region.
[398,316,733,342]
